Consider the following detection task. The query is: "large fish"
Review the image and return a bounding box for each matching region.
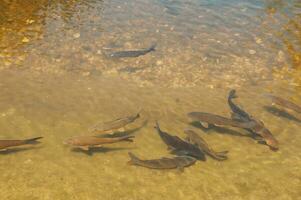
[154,122,206,160]
[265,94,301,113]
[0,137,43,151]
[89,111,140,135]
[187,112,252,129]
[109,44,156,58]
[227,90,279,150]
[128,152,196,171]
[64,135,134,151]
[184,129,228,161]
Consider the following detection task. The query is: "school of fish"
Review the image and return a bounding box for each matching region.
[1,90,300,171]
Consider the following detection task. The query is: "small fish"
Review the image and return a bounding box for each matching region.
[64,135,134,151]
[265,94,301,113]
[0,137,43,151]
[89,111,140,135]
[128,152,196,171]
[184,129,228,161]
[227,90,279,150]
[154,122,206,160]
[109,44,156,58]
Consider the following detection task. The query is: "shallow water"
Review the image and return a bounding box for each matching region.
[0,0,301,199]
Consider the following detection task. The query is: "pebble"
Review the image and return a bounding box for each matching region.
[22,37,30,43]
[156,60,163,65]
[73,33,80,38]
[249,50,256,55]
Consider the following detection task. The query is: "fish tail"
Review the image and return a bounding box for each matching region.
[24,137,43,144]
[121,135,135,142]
[127,152,140,165]
[229,89,237,99]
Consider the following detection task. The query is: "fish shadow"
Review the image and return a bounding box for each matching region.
[72,146,136,156]
[264,106,301,123]
[0,146,42,155]
[189,121,253,138]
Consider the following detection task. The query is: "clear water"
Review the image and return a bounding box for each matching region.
[0,0,300,199]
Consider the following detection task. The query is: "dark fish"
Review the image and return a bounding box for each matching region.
[184,129,228,161]
[154,121,206,160]
[0,137,43,151]
[228,89,252,122]
[187,112,251,129]
[89,111,140,135]
[265,94,301,113]
[64,135,134,151]
[227,90,279,150]
[109,44,156,58]
[128,152,196,171]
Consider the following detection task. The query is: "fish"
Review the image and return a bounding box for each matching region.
[154,121,206,160]
[109,44,156,58]
[64,135,134,151]
[265,94,301,113]
[0,137,43,151]
[227,90,279,150]
[228,89,252,122]
[184,129,228,161]
[187,112,251,129]
[89,111,140,135]
[246,120,279,150]
[127,152,196,171]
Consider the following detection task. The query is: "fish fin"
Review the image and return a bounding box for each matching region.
[78,146,90,151]
[257,140,267,145]
[25,137,43,144]
[167,146,175,150]
[231,112,244,122]
[127,152,140,165]
[216,150,229,155]
[214,155,228,161]
[199,122,209,129]
[121,135,135,142]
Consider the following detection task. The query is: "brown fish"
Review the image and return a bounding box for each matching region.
[227,90,279,150]
[247,120,279,150]
[187,112,251,129]
[89,111,140,135]
[64,135,134,151]
[265,94,301,113]
[154,121,206,161]
[128,152,196,171]
[184,129,228,161]
[0,137,43,151]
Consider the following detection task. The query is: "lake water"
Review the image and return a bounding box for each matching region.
[0,0,300,199]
